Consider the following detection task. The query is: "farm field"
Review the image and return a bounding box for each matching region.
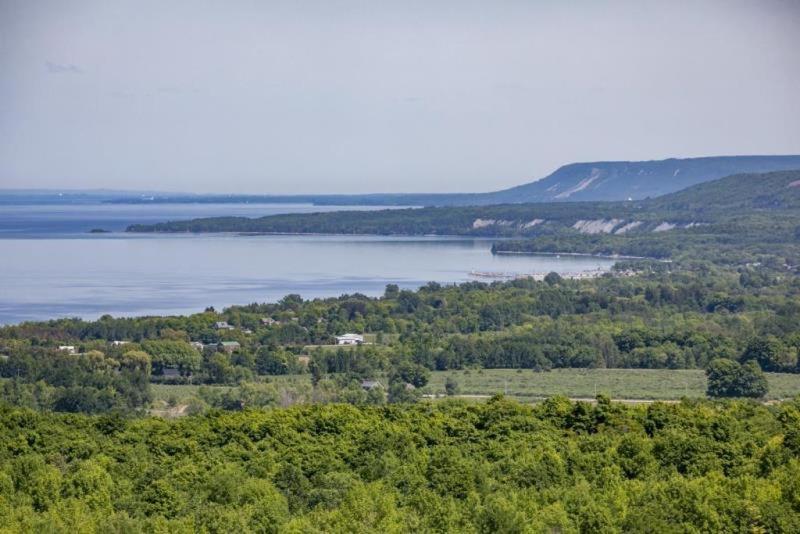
[151,368,800,404]
[427,368,800,401]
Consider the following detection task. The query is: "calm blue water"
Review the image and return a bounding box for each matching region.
[0,203,614,324]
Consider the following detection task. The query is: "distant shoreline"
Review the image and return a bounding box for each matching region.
[492,249,650,261]
[127,228,506,240]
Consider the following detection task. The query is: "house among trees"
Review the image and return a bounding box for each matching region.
[58,345,76,354]
[190,341,204,351]
[336,333,364,345]
[361,379,383,390]
[260,317,278,326]
[219,341,240,353]
[214,321,235,330]
[111,340,129,346]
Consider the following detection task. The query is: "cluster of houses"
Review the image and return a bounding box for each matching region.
[217,319,366,346]
[58,330,365,357]
[54,324,369,381]
[61,340,241,354]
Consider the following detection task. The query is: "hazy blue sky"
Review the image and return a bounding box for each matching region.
[1,0,799,194]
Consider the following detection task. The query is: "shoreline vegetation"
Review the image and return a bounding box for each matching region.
[468,268,618,281]
[492,249,663,261]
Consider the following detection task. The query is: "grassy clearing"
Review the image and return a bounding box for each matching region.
[427,368,800,401]
[151,375,310,403]
[151,384,230,403]
[151,368,800,404]
[764,372,800,399]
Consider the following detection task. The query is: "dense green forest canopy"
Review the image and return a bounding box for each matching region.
[2,397,800,532]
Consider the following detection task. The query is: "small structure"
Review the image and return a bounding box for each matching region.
[214,321,235,330]
[260,317,278,326]
[111,340,129,346]
[361,379,384,391]
[219,341,241,353]
[190,341,205,351]
[161,367,182,378]
[58,345,76,354]
[336,333,364,345]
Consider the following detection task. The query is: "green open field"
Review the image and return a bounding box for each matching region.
[427,368,800,401]
[151,368,800,404]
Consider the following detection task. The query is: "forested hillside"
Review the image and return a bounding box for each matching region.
[490,155,800,203]
[110,155,800,206]
[128,170,800,236]
[652,170,800,211]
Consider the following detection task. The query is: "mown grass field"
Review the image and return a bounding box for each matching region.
[151,368,800,403]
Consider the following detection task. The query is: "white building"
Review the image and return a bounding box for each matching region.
[58,345,76,354]
[335,333,364,345]
[214,321,235,330]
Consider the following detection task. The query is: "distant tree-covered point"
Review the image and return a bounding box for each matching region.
[127,171,800,246]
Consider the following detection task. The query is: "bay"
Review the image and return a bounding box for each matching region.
[0,203,614,324]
